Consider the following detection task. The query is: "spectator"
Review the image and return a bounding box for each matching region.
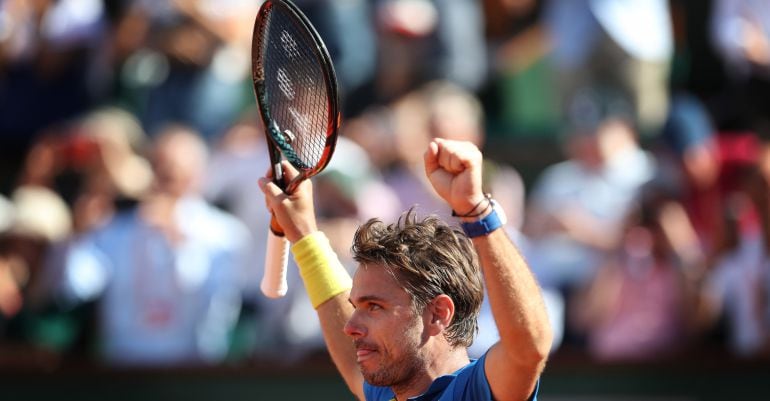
[12,108,152,244]
[700,194,768,357]
[292,0,377,112]
[0,0,106,155]
[658,94,721,252]
[0,185,73,356]
[711,0,770,138]
[698,143,770,357]
[543,0,673,135]
[57,125,249,366]
[0,187,72,319]
[204,114,331,362]
[385,81,492,222]
[571,187,698,362]
[345,0,487,117]
[525,109,655,295]
[117,0,257,140]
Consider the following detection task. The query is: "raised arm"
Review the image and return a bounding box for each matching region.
[424,138,552,401]
[258,163,364,400]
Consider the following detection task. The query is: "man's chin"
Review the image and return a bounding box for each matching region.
[359,364,377,382]
[360,365,393,387]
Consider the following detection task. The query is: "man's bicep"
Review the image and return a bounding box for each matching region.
[484,343,542,401]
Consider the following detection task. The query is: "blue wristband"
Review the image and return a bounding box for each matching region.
[461,207,503,238]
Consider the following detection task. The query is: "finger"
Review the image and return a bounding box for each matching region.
[258,177,285,198]
[436,141,468,174]
[424,140,440,175]
[440,140,481,171]
[281,161,301,181]
[439,139,478,162]
[258,178,273,211]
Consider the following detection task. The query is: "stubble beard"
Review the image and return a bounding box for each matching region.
[361,348,424,389]
[358,304,429,390]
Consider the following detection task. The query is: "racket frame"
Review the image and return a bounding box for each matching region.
[252,0,340,199]
[251,0,341,298]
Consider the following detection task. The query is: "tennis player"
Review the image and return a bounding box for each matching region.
[258,138,551,401]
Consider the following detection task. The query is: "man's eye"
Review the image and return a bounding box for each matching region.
[368,304,382,312]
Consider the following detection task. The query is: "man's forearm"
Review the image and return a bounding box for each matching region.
[292,232,363,399]
[316,294,364,400]
[473,229,552,365]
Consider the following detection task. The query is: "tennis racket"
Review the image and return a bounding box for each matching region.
[252,0,340,298]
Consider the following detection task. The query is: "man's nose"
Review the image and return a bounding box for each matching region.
[343,311,366,338]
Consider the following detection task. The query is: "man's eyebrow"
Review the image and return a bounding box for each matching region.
[348,295,388,306]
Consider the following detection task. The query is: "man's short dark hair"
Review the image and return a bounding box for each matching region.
[351,209,484,348]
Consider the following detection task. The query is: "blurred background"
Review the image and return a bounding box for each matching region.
[0,0,769,400]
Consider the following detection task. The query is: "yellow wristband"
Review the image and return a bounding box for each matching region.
[292,231,353,309]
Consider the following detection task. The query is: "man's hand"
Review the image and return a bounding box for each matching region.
[423,138,485,217]
[258,162,317,243]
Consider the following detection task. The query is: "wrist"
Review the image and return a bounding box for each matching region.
[455,194,486,214]
[458,199,507,238]
[451,193,491,219]
[288,224,317,243]
[459,203,493,222]
[292,231,353,308]
[283,217,318,243]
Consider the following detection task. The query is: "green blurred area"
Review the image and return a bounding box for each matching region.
[1,354,769,401]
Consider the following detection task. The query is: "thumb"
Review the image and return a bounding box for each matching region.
[424,140,440,176]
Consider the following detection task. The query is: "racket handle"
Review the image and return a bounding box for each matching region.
[262,228,290,298]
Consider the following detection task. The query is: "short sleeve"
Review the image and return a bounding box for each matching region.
[457,352,493,400]
[451,352,540,401]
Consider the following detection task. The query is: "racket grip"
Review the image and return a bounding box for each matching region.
[262,228,290,298]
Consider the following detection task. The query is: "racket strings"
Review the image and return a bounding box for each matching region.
[260,8,331,171]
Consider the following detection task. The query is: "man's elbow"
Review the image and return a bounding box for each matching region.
[512,322,553,369]
[534,322,554,361]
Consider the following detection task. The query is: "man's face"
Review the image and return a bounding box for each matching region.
[151,135,201,197]
[344,264,430,387]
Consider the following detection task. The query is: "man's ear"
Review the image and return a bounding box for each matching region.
[426,294,455,336]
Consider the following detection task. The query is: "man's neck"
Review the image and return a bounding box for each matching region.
[391,347,470,401]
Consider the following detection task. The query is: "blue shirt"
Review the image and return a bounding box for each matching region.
[363,352,539,401]
[61,196,249,366]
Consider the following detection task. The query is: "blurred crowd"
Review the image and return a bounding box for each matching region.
[1,0,770,370]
